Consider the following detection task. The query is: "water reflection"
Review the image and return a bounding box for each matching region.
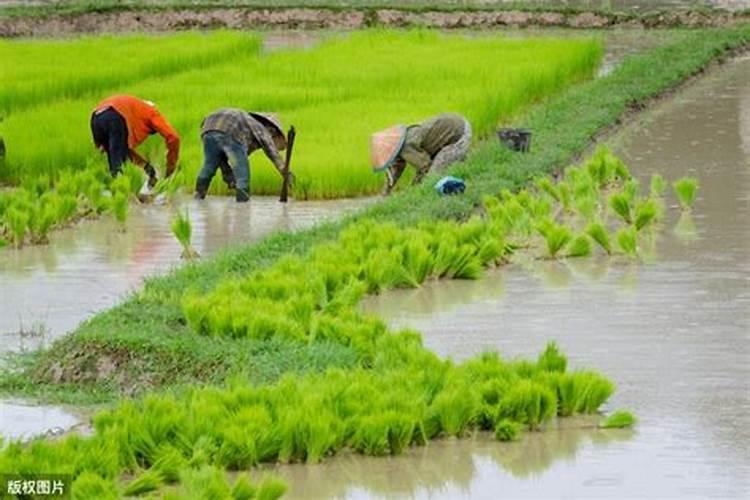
[0,196,369,351]
[273,420,634,500]
[362,57,750,499]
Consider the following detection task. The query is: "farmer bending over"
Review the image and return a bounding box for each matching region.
[371,112,472,195]
[91,95,180,187]
[195,108,287,202]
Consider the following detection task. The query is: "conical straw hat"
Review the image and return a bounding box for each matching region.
[370,125,407,172]
[249,112,287,149]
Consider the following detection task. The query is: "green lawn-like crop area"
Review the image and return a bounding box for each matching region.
[1,31,601,195]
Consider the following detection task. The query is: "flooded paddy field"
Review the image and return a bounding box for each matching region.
[359,56,750,498]
[0,24,748,498]
[0,196,367,352]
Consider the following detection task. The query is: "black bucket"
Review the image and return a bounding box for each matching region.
[497,128,532,152]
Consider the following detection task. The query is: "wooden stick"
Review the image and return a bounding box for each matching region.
[280,126,296,203]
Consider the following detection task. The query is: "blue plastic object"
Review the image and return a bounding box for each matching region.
[435,176,465,195]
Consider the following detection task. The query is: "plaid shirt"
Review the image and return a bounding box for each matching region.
[200,108,284,173]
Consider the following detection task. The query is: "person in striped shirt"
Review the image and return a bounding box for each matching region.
[196,108,287,202]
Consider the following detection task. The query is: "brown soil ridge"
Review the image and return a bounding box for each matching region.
[2,7,748,37]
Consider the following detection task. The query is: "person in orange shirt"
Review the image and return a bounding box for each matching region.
[91,95,180,187]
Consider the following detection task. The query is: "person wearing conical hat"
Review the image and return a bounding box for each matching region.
[195,108,287,202]
[371,112,472,195]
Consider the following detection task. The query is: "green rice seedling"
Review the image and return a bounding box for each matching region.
[122,468,163,497]
[231,475,258,500]
[497,380,556,430]
[256,476,288,500]
[537,341,567,373]
[121,164,146,197]
[557,183,573,213]
[178,465,232,499]
[608,193,632,224]
[70,472,119,500]
[649,174,667,197]
[622,178,641,205]
[634,199,659,231]
[557,371,615,416]
[599,410,637,429]
[535,177,560,202]
[616,227,638,257]
[112,192,128,230]
[612,155,631,181]
[56,194,79,222]
[541,223,572,259]
[494,419,524,442]
[586,221,612,255]
[171,209,199,260]
[673,177,699,210]
[152,445,187,483]
[566,234,592,257]
[586,146,617,187]
[30,203,57,244]
[430,387,480,437]
[5,206,28,247]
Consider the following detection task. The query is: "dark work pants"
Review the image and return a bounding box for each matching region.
[90,107,128,177]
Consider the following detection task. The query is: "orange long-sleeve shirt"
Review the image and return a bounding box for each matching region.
[94,95,180,174]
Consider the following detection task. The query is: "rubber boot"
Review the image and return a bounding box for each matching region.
[235,187,250,203]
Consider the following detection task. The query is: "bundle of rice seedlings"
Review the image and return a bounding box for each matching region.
[649,174,667,197]
[585,221,612,255]
[122,468,163,497]
[537,341,567,373]
[557,371,614,416]
[608,193,632,224]
[616,227,638,257]
[599,410,637,429]
[69,472,119,500]
[256,476,288,500]
[494,419,524,442]
[535,177,560,201]
[497,380,556,430]
[112,192,128,230]
[231,475,257,500]
[541,223,572,258]
[431,387,480,437]
[634,199,659,231]
[5,206,28,247]
[672,176,699,210]
[566,234,592,257]
[171,209,199,259]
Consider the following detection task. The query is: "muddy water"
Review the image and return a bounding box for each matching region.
[358,59,750,497]
[0,197,367,352]
[0,401,82,441]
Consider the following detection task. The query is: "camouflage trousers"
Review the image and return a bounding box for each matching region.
[384,118,472,194]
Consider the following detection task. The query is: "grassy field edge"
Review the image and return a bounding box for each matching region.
[2,25,748,404]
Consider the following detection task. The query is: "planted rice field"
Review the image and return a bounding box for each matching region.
[2,24,745,500]
[0,31,600,248]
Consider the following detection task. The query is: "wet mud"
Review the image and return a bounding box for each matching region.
[360,57,750,498]
[2,4,748,38]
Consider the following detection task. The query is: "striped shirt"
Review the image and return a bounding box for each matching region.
[200,108,284,173]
